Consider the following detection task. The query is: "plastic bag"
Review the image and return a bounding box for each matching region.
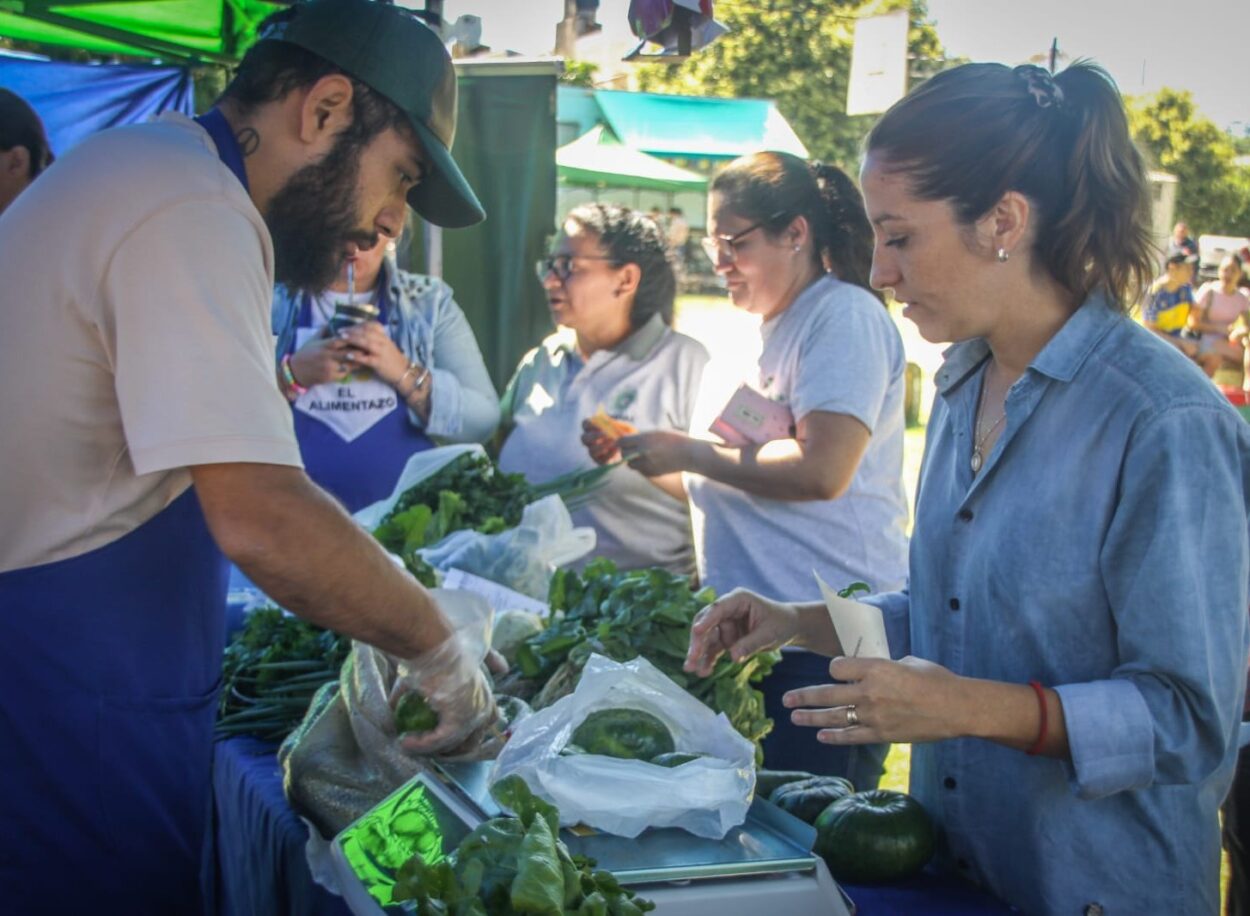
[353,443,484,532]
[490,654,755,839]
[417,494,596,600]
[280,589,529,838]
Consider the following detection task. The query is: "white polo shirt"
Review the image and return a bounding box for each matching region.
[0,114,301,573]
[499,315,709,574]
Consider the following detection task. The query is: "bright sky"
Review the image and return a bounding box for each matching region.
[440,0,1248,133]
[926,0,1248,132]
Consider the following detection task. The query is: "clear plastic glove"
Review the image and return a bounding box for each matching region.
[390,633,500,757]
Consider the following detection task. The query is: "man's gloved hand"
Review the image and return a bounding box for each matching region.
[390,632,499,757]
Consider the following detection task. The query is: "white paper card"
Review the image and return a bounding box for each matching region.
[442,567,551,619]
[709,384,796,447]
[814,571,890,659]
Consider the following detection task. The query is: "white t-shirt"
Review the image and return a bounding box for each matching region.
[0,113,301,573]
[499,315,709,574]
[686,275,909,602]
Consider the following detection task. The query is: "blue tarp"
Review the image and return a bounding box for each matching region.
[0,53,193,157]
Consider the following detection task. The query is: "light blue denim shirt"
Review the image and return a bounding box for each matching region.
[272,256,500,442]
[866,294,1250,915]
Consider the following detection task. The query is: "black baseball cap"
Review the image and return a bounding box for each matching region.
[256,0,485,228]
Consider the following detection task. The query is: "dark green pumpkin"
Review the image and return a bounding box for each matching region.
[570,708,675,761]
[755,769,816,800]
[769,776,855,824]
[813,790,936,884]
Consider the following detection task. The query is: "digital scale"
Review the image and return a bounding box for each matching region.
[329,761,855,915]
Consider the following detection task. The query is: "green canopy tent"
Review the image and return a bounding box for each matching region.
[557,124,707,193]
[0,0,284,64]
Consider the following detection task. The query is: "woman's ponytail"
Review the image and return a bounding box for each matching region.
[1048,63,1156,306]
[810,162,880,302]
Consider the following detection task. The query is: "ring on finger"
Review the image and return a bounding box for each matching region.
[845,705,860,727]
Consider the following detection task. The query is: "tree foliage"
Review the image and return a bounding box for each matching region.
[1128,88,1250,237]
[634,0,949,171]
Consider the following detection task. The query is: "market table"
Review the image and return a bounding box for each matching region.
[212,736,1017,915]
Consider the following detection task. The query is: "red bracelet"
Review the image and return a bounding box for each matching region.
[1025,680,1048,756]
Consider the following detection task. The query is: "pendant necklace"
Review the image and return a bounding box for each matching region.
[970,363,1006,474]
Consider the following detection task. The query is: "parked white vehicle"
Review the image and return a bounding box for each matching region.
[1198,234,1250,282]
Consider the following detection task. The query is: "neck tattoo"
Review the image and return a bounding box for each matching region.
[236,127,260,157]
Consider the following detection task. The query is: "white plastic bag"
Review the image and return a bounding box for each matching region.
[490,654,755,839]
[417,495,596,599]
[280,589,528,838]
[353,444,484,531]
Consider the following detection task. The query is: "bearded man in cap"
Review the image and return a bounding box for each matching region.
[0,1,495,910]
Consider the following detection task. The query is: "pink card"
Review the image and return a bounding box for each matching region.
[709,384,796,446]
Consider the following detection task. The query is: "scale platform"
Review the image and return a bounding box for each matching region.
[328,761,854,915]
[433,761,855,915]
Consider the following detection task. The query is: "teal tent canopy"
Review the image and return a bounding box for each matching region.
[592,89,808,160]
[0,0,286,64]
[557,124,707,192]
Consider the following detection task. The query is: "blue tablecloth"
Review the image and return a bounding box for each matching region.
[212,737,1016,915]
[213,737,351,916]
[843,873,1018,914]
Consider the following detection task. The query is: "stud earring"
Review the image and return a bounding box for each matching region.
[997,248,1010,263]
[793,244,801,252]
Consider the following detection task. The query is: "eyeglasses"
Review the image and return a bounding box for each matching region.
[534,254,616,283]
[701,212,789,265]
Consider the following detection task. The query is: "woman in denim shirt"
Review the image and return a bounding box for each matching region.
[686,62,1250,916]
[272,233,499,512]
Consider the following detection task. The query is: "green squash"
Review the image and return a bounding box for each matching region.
[755,769,816,799]
[650,752,703,768]
[394,692,439,734]
[769,776,855,824]
[570,709,675,761]
[813,790,936,884]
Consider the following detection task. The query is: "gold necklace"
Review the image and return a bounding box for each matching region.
[971,364,1006,474]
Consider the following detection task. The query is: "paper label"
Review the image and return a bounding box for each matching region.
[814,571,890,659]
[709,384,796,447]
[442,568,551,619]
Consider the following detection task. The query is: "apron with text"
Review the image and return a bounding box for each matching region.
[287,287,433,513]
[0,109,242,913]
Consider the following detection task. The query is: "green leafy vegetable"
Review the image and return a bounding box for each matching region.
[517,559,780,763]
[392,775,654,914]
[215,606,348,742]
[371,454,615,584]
[395,692,440,734]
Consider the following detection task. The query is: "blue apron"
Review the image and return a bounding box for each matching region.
[0,108,241,913]
[286,287,434,513]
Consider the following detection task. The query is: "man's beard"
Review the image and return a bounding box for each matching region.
[265,131,377,293]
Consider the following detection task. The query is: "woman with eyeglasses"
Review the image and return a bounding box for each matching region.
[585,152,908,790]
[497,203,709,573]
